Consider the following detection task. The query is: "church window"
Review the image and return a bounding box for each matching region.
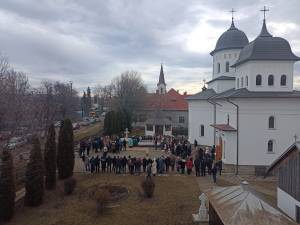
[146,124,153,131]
[179,116,185,123]
[256,75,262,86]
[225,62,229,72]
[268,75,274,86]
[281,75,287,86]
[241,77,244,87]
[268,116,275,129]
[217,63,220,73]
[246,76,248,86]
[237,78,239,88]
[267,140,274,152]
[200,125,204,137]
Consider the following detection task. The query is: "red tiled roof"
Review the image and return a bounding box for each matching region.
[146,88,189,111]
[211,124,237,131]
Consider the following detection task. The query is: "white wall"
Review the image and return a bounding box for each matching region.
[212,49,240,78]
[216,130,237,164]
[207,79,235,93]
[188,100,214,146]
[235,60,294,92]
[278,187,300,221]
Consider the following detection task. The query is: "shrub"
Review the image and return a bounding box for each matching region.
[64,177,76,195]
[0,150,15,222]
[57,118,74,179]
[141,177,155,198]
[44,124,57,190]
[95,190,110,215]
[25,137,44,207]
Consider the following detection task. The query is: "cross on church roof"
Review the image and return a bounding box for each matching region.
[229,8,236,22]
[260,6,269,20]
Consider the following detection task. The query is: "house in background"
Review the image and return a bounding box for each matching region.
[267,142,300,223]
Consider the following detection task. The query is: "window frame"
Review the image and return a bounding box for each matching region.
[267,140,274,153]
[225,61,229,72]
[246,76,248,86]
[256,74,262,86]
[268,74,274,86]
[200,125,204,137]
[268,116,275,129]
[179,116,185,124]
[217,63,220,73]
[280,75,287,86]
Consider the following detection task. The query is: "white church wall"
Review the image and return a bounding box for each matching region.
[216,130,237,165]
[237,98,300,166]
[207,80,235,93]
[188,100,214,146]
[235,60,294,92]
[212,49,240,79]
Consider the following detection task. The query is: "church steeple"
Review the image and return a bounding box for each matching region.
[157,64,167,94]
[259,6,272,37]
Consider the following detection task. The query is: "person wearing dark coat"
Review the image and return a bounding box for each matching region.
[217,160,223,176]
[101,155,107,172]
[194,139,198,148]
[107,155,112,172]
[90,156,95,173]
[165,156,170,172]
[95,155,100,173]
[180,159,186,174]
[212,164,218,183]
[122,156,127,173]
[142,158,147,172]
[194,157,201,177]
[200,159,206,176]
[112,156,117,172]
[116,156,122,174]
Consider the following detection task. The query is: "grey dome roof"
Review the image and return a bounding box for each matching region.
[232,20,300,67]
[210,21,249,55]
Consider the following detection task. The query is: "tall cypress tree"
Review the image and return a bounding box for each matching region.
[57,119,74,179]
[0,150,15,222]
[25,137,44,207]
[44,124,56,190]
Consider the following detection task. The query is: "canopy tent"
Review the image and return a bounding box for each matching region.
[206,185,297,225]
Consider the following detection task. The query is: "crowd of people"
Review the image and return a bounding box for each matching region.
[78,136,223,183]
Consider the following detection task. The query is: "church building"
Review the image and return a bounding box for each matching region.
[187,9,300,174]
[133,65,189,136]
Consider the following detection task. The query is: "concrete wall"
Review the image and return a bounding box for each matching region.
[212,49,240,78]
[188,100,214,146]
[278,187,300,221]
[235,60,294,92]
[207,79,235,93]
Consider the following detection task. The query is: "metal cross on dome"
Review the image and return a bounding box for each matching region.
[260,6,269,20]
[229,8,236,22]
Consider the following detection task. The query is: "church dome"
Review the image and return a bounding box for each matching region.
[210,21,249,55]
[232,20,300,67]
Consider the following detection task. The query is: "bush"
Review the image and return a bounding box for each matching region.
[0,150,15,222]
[141,177,155,198]
[64,177,76,195]
[25,137,44,207]
[95,190,110,215]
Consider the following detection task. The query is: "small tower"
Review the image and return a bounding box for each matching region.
[157,64,167,94]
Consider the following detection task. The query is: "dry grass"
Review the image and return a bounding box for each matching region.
[7,174,200,225]
[74,122,102,142]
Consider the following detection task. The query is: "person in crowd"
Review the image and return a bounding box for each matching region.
[90,156,95,173]
[142,157,147,172]
[194,139,198,149]
[186,157,193,175]
[152,158,157,176]
[165,156,170,172]
[103,146,108,157]
[180,159,186,174]
[122,156,127,173]
[107,155,112,172]
[122,139,127,151]
[176,157,181,173]
[101,155,107,172]
[116,156,122,174]
[146,162,152,177]
[154,138,158,150]
[170,154,175,172]
[194,157,200,177]
[85,155,90,172]
[200,158,206,176]
[112,156,117,172]
[86,139,91,156]
[212,163,218,183]
[217,159,223,176]
[95,155,100,173]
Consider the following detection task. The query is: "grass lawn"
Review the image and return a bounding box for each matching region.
[8,174,200,225]
[74,122,102,142]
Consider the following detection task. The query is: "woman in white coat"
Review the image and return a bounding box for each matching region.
[152,158,157,176]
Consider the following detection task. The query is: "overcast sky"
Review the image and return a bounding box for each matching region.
[0,0,300,94]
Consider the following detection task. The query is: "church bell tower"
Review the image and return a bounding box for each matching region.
[157,64,167,94]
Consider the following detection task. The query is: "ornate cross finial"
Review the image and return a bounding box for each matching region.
[229,8,236,22]
[260,6,269,20]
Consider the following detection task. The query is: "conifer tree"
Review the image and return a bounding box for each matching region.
[44,124,56,190]
[25,137,44,207]
[0,150,15,222]
[57,119,74,179]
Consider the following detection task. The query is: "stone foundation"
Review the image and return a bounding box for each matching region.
[223,164,267,176]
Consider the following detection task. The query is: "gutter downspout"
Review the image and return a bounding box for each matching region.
[207,98,222,147]
[226,98,239,175]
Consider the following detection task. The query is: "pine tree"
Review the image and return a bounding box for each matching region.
[0,150,15,222]
[25,137,44,207]
[44,124,56,190]
[57,119,74,179]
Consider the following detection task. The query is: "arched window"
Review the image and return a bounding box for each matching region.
[241,77,244,87]
[267,140,274,152]
[256,74,262,86]
[225,61,229,72]
[246,76,248,86]
[217,63,220,73]
[268,116,275,129]
[237,78,239,88]
[200,125,204,137]
[268,75,274,86]
[281,75,287,86]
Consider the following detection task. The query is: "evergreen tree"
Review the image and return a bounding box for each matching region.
[0,150,15,222]
[25,137,44,207]
[44,124,56,190]
[57,119,74,179]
